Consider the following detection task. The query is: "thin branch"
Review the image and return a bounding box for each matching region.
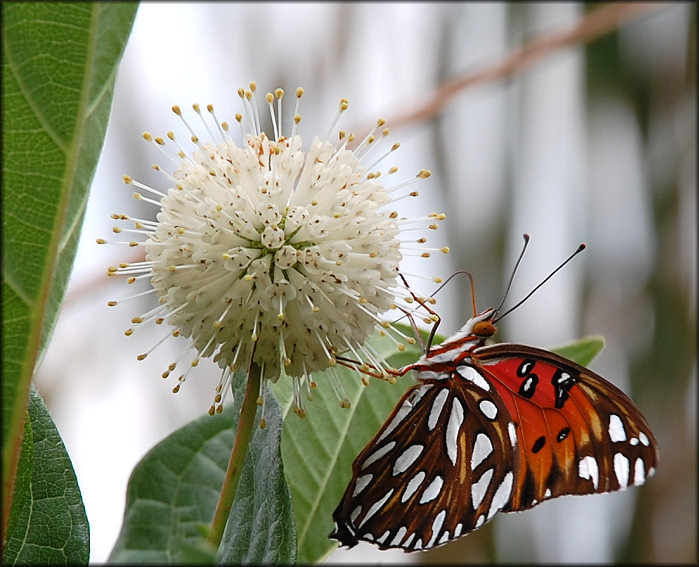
[359,2,668,135]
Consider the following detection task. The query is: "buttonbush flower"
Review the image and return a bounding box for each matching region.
[100,83,447,417]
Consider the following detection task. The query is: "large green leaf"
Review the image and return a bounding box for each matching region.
[273,330,604,563]
[1,0,138,525]
[2,388,90,565]
[109,372,296,564]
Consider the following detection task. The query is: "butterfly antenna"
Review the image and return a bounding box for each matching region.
[494,242,586,323]
[495,233,530,313]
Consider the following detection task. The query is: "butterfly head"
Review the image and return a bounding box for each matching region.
[462,307,497,339]
[471,309,497,338]
[438,307,497,351]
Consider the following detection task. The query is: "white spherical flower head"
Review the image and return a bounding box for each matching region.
[101,83,448,417]
[152,131,399,378]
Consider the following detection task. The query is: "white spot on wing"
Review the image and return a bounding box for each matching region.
[608,414,627,442]
[350,506,362,524]
[479,399,498,420]
[639,431,650,446]
[471,468,493,509]
[544,488,552,498]
[428,389,450,431]
[376,531,391,544]
[454,523,463,537]
[362,441,396,469]
[578,455,600,490]
[352,474,373,497]
[378,386,432,441]
[401,470,426,502]
[430,350,461,364]
[378,406,412,442]
[392,444,424,476]
[419,475,443,504]
[438,531,450,544]
[614,452,630,489]
[488,471,514,519]
[634,457,646,486]
[555,371,571,384]
[487,471,513,519]
[402,532,416,548]
[414,370,450,380]
[446,398,464,465]
[475,514,485,528]
[508,422,518,447]
[358,489,394,528]
[457,365,491,391]
[390,526,407,546]
[471,433,493,469]
[427,509,446,548]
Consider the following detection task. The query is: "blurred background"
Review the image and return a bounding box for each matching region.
[34,3,695,564]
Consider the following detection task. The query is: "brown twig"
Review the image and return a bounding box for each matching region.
[362,2,668,134]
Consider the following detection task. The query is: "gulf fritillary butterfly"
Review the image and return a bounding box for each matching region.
[331,240,658,552]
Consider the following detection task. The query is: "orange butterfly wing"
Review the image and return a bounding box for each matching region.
[473,344,658,510]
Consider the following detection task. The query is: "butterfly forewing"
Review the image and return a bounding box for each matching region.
[332,369,520,551]
[474,344,658,509]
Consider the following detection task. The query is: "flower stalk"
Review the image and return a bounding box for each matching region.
[207,362,262,549]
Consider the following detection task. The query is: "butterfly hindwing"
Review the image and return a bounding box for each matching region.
[332,368,519,551]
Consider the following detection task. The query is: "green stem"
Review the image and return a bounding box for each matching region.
[207,362,261,548]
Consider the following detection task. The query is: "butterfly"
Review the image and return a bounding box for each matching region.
[330,239,658,552]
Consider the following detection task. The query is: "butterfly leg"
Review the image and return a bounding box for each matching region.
[397,272,442,352]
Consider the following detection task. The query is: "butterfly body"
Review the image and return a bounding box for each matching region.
[331,307,658,552]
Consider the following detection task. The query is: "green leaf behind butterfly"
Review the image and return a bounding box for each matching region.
[550,335,605,367]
